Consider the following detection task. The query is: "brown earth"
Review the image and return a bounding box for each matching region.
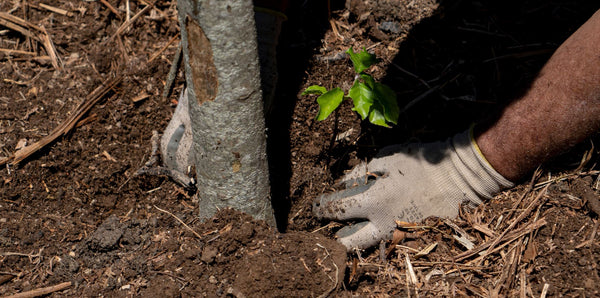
[1,0,599,296]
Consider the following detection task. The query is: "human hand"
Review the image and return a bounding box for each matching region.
[313,129,513,250]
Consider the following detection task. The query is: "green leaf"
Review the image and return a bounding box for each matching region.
[368,102,389,127]
[346,47,378,74]
[315,88,345,121]
[302,85,327,96]
[359,73,376,89]
[348,80,374,120]
[350,74,399,126]
[373,83,399,125]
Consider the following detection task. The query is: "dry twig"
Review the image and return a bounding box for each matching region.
[99,0,121,16]
[454,218,547,262]
[453,185,549,263]
[316,243,339,298]
[37,3,73,16]
[5,281,71,298]
[0,12,62,69]
[0,274,15,286]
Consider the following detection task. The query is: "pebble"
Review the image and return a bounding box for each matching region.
[208,275,218,284]
[201,246,218,264]
[379,21,401,33]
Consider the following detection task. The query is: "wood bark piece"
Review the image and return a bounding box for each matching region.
[177,0,275,225]
[185,17,218,106]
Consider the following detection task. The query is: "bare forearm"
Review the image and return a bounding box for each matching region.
[476,9,600,181]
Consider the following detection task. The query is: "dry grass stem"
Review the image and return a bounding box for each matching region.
[0,12,62,69]
[153,205,203,239]
[0,17,39,41]
[0,48,37,56]
[0,12,43,33]
[477,185,549,261]
[110,1,156,42]
[148,32,179,63]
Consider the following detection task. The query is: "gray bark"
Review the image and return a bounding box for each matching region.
[177,0,275,226]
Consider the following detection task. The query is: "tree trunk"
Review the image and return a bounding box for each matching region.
[177,0,275,225]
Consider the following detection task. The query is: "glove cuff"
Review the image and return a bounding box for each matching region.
[452,127,514,200]
[428,128,514,212]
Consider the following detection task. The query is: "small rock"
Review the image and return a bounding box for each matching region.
[379,21,401,33]
[184,248,201,260]
[148,217,158,227]
[208,275,218,284]
[201,246,218,264]
[58,254,80,273]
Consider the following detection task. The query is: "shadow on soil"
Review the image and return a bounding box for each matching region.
[269,0,599,230]
[373,0,599,145]
[267,0,346,231]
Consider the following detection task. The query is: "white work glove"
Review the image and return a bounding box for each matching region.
[313,128,514,250]
[161,88,194,173]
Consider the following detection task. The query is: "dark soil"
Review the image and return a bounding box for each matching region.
[1,0,599,296]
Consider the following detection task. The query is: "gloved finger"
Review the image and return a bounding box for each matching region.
[338,162,387,189]
[336,221,393,250]
[337,163,368,188]
[313,181,376,221]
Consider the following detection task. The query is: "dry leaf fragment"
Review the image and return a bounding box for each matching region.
[453,234,475,250]
[219,222,233,234]
[425,268,444,281]
[131,92,149,103]
[15,138,27,150]
[415,242,438,258]
[396,220,418,228]
[522,240,538,262]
